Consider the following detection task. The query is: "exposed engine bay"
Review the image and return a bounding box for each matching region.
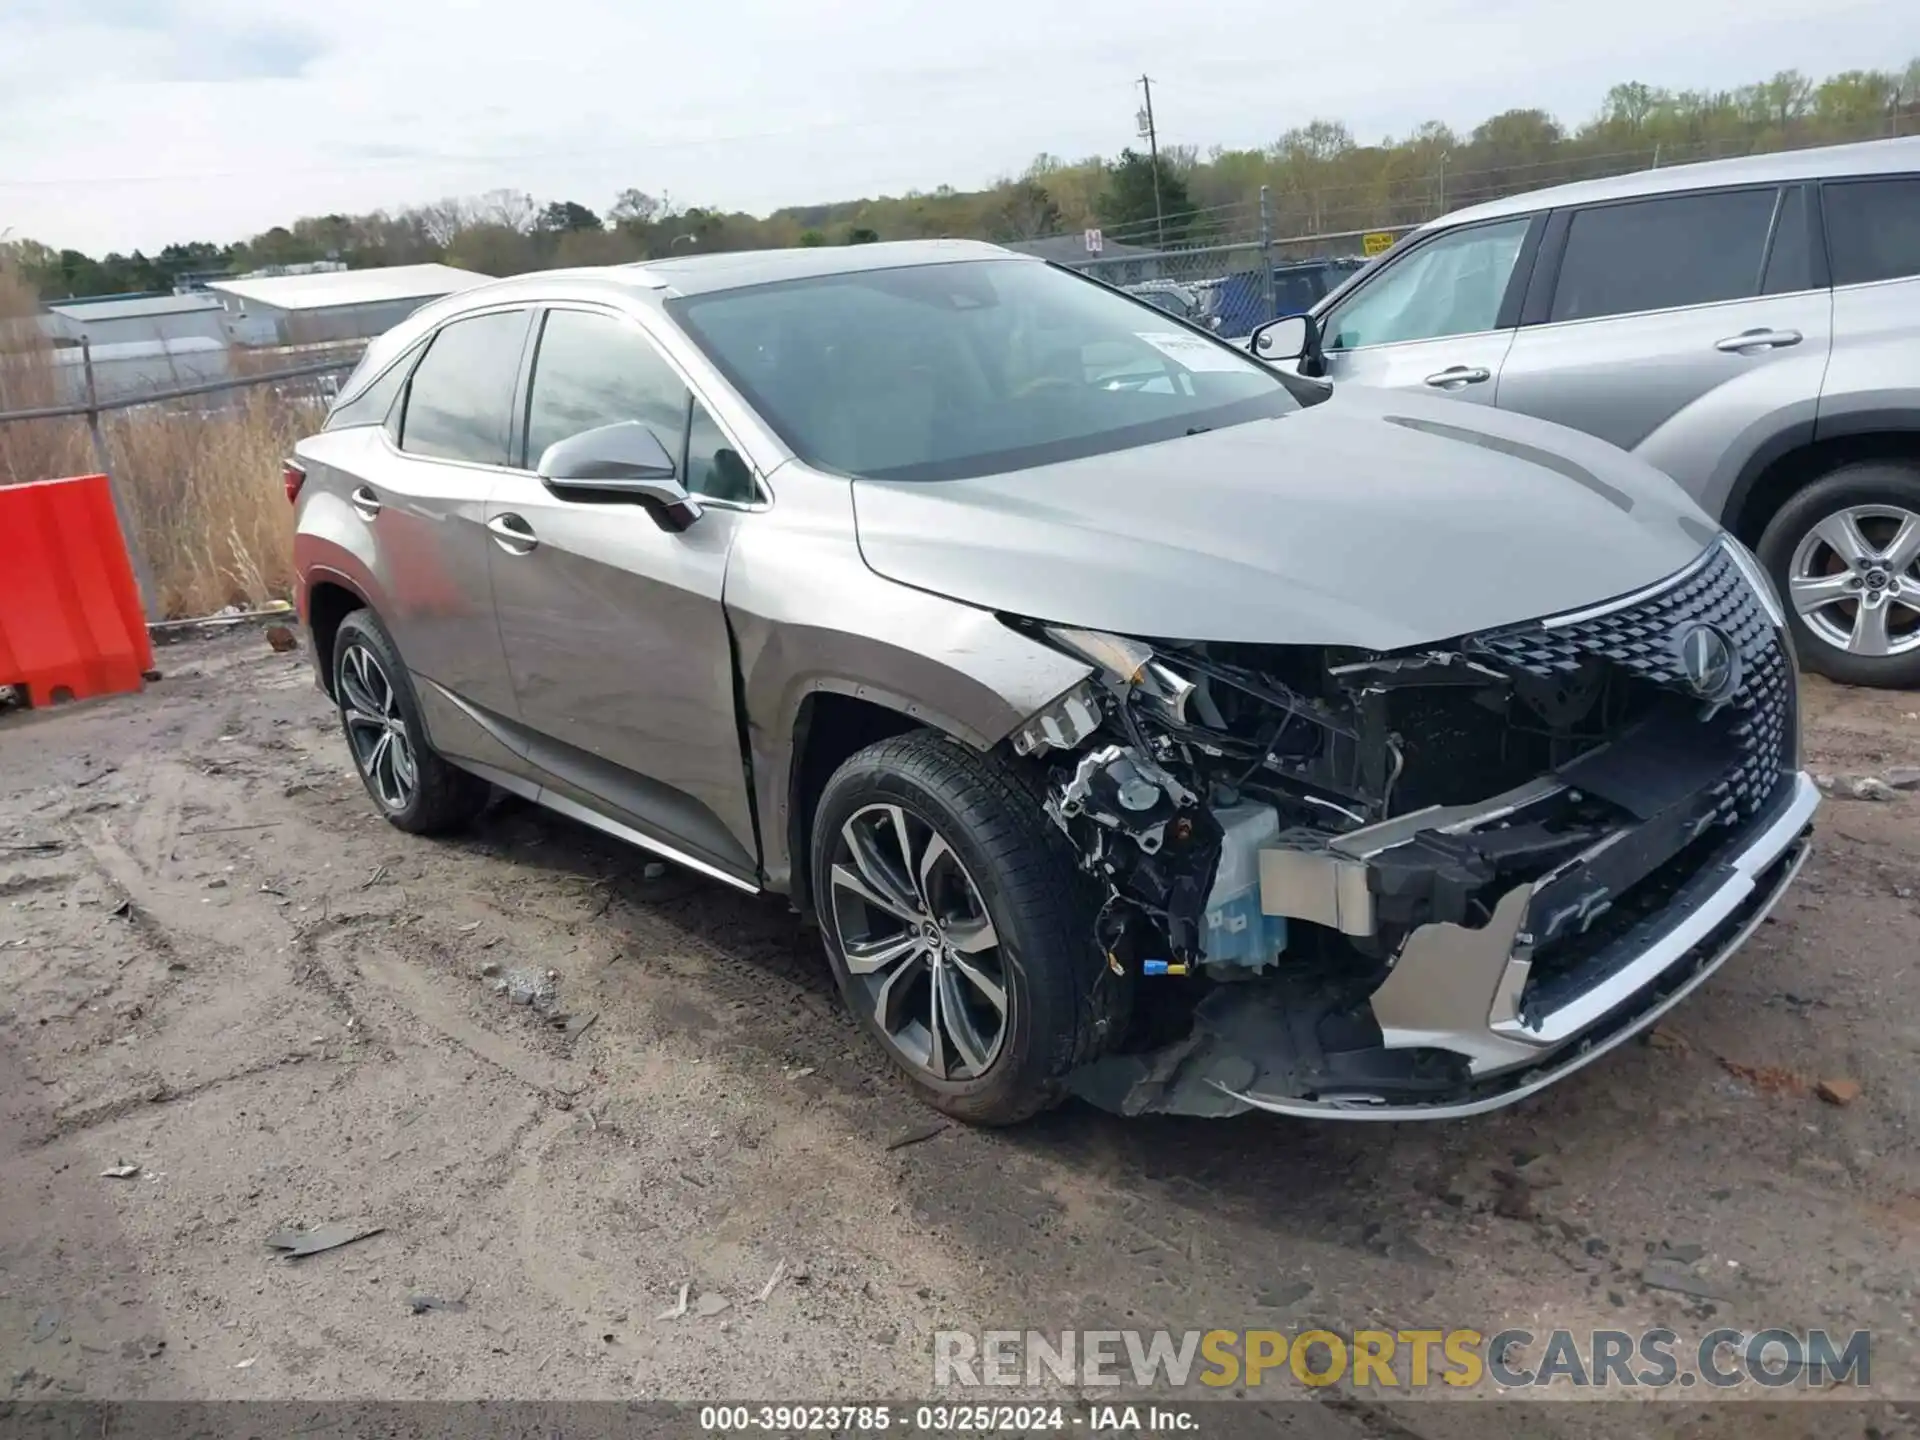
[1006,547,1805,1118]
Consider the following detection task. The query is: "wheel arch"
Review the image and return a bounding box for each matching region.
[304,570,371,699]
[783,690,934,920]
[1726,421,1920,547]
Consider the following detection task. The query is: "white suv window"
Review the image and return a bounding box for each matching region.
[1824,177,1920,286]
[1548,188,1777,322]
[1324,218,1530,351]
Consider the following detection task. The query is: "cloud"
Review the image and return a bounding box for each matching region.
[9,0,176,27]
[169,20,326,82]
[339,142,440,164]
[0,0,323,90]
[0,0,1913,253]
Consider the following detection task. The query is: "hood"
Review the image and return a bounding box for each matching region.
[851,388,1720,650]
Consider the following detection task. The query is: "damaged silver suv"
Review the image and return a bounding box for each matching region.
[292,240,1819,1125]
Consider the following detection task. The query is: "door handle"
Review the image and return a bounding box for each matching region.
[350,485,381,520]
[1423,366,1491,389]
[1715,328,1802,353]
[487,513,538,555]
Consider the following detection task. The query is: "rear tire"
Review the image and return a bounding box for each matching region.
[1757,461,1920,690]
[333,610,490,834]
[810,732,1112,1126]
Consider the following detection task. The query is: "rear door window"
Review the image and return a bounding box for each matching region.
[398,310,531,465]
[1823,177,1920,286]
[1547,188,1778,322]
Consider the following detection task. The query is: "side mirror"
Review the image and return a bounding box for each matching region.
[537,421,703,532]
[1249,313,1317,365]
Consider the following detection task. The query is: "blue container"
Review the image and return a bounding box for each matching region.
[1201,803,1288,969]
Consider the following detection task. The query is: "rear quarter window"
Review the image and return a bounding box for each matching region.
[323,340,423,432]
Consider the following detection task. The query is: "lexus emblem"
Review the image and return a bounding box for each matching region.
[1676,623,1739,702]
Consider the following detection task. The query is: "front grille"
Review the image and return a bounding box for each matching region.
[1471,546,1794,827]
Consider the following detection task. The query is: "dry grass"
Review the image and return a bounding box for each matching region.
[0,269,74,485]
[105,389,321,616]
[0,266,322,619]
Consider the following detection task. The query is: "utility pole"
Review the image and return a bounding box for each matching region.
[1137,75,1165,247]
[1258,185,1275,323]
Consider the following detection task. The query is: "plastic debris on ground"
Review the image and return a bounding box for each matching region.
[264,1222,385,1258]
[756,1260,787,1302]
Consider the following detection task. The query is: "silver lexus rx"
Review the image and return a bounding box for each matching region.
[291,240,1818,1125]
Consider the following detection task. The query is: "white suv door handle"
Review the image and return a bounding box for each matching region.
[350,485,381,519]
[1715,328,1802,353]
[487,513,538,555]
[1424,366,1491,389]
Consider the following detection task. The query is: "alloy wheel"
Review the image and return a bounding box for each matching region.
[1788,504,1920,659]
[828,803,1009,1082]
[339,642,418,811]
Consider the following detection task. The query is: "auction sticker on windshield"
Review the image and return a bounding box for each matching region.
[1136,331,1246,371]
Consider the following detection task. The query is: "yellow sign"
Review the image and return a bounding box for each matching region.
[1362,231,1397,257]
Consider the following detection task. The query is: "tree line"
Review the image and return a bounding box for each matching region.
[6,59,1918,299]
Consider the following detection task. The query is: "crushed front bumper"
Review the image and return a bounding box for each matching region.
[1069,770,1818,1121]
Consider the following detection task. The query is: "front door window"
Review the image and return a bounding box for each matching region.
[1325,218,1531,351]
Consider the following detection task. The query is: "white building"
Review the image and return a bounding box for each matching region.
[43,293,230,349]
[49,337,232,407]
[205,264,490,346]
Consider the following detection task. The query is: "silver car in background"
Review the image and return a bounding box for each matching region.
[291,240,1816,1126]
[1259,136,1920,688]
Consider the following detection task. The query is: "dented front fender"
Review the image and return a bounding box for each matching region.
[724,472,1091,895]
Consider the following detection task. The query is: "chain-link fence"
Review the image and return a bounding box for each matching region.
[0,340,365,620]
[1061,201,1409,339]
[1049,114,1920,338]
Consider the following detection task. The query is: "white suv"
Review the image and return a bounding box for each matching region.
[1261,136,1920,687]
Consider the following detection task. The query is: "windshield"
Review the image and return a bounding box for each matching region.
[669,260,1298,482]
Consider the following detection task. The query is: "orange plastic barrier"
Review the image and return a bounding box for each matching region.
[0,473,154,707]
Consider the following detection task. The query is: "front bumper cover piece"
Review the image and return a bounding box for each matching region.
[1069,770,1818,1120]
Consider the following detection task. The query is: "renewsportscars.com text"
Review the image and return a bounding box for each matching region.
[933,1327,1871,1390]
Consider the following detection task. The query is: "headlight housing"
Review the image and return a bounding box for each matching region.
[1041,625,1198,721]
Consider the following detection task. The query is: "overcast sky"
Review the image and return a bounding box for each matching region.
[1,0,1913,255]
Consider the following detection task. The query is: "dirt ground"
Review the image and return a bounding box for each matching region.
[2,627,1918,1434]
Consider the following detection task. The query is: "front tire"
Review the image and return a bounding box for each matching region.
[811,733,1110,1126]
[1757,462,1920,689]
[333,610,489,834]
